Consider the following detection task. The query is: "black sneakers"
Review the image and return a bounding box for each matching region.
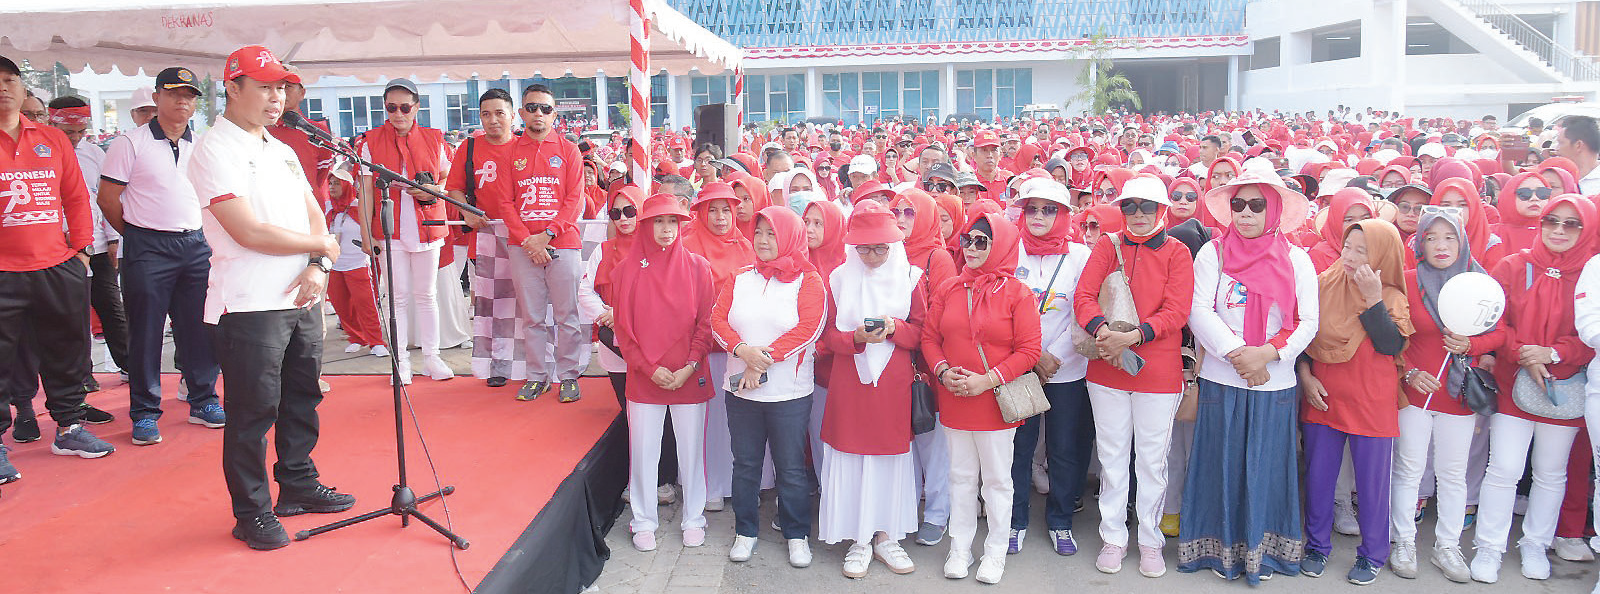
[79,404,114,425]
[233,512,291,551]
[12,414,40,443]
[486,376,508,388]
[273,483,357,517]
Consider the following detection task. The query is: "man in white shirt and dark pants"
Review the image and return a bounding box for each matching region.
[98,66,224,447]
[190,46,354,551]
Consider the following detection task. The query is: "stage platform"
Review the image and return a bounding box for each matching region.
[0,373,625,594]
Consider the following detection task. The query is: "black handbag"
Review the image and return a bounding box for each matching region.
[1450,354,1498,416]
[911,355,938,434]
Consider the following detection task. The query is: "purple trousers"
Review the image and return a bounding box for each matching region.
[1303,422,1393,564]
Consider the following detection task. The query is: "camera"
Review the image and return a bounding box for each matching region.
[412,171,439,205]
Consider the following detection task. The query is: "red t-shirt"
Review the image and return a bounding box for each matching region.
[0,118,92,272]
[267,118,334,210]
[444,135,520,221]
[498,134,584,249]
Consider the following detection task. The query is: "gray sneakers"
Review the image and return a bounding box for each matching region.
[51,424,116,458]
[0,445,18,483]
[915,522,946,546]
[558,379,581,403]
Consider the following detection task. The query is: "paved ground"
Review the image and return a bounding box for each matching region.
[589,482,1598,593]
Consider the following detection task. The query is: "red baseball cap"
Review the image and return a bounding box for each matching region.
[224,45,300,84]
[973,131,1001,149]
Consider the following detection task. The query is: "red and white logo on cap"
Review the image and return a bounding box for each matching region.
[223,45,298,83]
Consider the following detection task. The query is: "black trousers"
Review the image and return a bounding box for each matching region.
[213,308,324,520]
[89,250,130,372]
[0,258,92,434]
[123,225,219,420]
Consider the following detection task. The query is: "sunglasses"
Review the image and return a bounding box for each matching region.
[1094,188,1120,199]
[607,205,638,220]
[524,102,555,115]
[1080,220,1100,232]
[1421,205,1463,218]
[927,181,954,193]
[1120,200,1161,215]
[959,234,992,250]
[1395,202,1426,215]
[1022,204,1061,217]
[1515,187,1553,201]
[1541,215,1583,232]
[1169,191,1199,203]
[1230,197,1268,213]
[854,244,890,256]
[891,207,917,219]
[385,103,414,114]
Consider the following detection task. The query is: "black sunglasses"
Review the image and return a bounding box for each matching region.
[1541,215,1583,232]
[1120,200,1160,215]
[607,205,638,220]
[1515,187,1553,201]
[927,181,954,193]
[1169,191,1199,203]
[1230,197,1268,213]
[959,234,992,250]
[1094,188,1120,199]
[1022,204,1060,217]
[854,244,890,256]
[385,103,414,114]
[524,102,555,115]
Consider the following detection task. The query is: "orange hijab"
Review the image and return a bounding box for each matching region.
[1307,219,1414,364]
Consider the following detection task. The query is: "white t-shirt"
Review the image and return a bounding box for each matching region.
[1015,243,1092,383]
[188,116,316,324]
[1188,242,1321,391]
[330,212,368,272]
[357,138,449,253]
[100,119,201,232]
[1579,163,1600,197]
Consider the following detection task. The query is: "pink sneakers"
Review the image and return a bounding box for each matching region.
[1139,545,1167,577]
[1096,544,1125,573]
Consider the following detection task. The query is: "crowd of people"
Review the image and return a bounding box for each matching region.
[5,47,1600,590]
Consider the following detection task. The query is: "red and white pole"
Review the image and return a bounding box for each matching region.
[629,0,651,193]
[733,66,744,131]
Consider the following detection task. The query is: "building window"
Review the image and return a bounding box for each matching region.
[338,95,388,136]
[743,73,807,125]
[299,98,324,122]
[416,95,432,129]
[1311,21,1361,63]
[995,68,1030,120]
[1249,37,1281,70]
[446,93,481,132]
[822,72,861,125]
[651,74,669,128]
[861,71,899,122]
[689,75,732,111]
[955,68,1030,121]
[902,70,940,122]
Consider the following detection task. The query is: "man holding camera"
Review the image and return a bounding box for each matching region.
[355,78,454,382]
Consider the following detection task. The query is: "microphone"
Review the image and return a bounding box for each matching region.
[280,110,335,143]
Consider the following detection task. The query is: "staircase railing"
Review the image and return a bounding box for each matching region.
[1454,0,1600,81]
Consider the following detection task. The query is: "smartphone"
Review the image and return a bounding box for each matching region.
[727,371,769,392]
[863,317,886,333]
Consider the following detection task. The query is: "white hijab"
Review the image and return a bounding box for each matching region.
[829,241,922,386]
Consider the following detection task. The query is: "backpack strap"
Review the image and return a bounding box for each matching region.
[464,136,478,208]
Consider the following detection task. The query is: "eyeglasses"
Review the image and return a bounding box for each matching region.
[854,244,890,256]
[1138,141,1153,147]
[523,102,555,115]
[1230,197,1268,213]
[891,207,917,219]
[1169,191,1199,203]
[1541,215,1583,232]
[959,234,992,250]
[1094,188,1120,200]
[21,109,46,121]
[927,181,954,193]
[607,205,638,220]
[874,135,887,140]
[1515,187,1553,201]
[1022,204,1061,217]
[1120,200,1161,215]
[1080,220,1100,232]
[385,103,414,114]
[1395,202,1427,215]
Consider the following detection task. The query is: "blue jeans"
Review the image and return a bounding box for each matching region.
[727,393,812,539]
[122,225,219,419]
[1010,379,1094,531]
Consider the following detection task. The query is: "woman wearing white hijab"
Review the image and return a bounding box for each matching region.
[818,200,925,578]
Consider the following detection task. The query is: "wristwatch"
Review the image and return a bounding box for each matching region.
[1550,349,1562,365]
[544,228,558,238]
[309,255,332,273]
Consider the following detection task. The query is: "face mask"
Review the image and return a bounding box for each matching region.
[1161,165,1179,177]
[829,141,843,151]
[787,190,819,214]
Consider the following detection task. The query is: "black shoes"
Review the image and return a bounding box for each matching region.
[486,376,508,388]
[12,414,40,443]
[273,483,357,517]
[79,404,114,425]
[233,512,291,551]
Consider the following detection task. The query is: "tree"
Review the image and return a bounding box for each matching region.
[20,60,76,100]
[1068,30,1142,114]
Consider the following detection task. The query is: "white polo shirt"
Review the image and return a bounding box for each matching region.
[1580,163,1599,197]
[188,115,315,324]
[101,119,201,232]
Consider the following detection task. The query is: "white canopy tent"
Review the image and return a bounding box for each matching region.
[0,0,743,187]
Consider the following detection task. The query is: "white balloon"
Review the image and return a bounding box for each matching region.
[1437,272,1505,336]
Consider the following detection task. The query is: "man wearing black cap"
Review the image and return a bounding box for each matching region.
[0,55,117,490]
[99,66,225,447]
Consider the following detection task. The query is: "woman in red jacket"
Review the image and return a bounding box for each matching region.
[1465,195,1598,583]
[921,211,1041,585]
[612,194,717,553]
[1308,188,1377,272]
[819,201,923,579]
[1073,174,1194,578]
[1490,172,1551,254]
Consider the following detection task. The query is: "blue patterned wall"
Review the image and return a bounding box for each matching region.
[668,0,1248,47]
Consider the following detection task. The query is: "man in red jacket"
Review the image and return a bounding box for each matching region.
[497,84,586,403]
[0,55,117,488]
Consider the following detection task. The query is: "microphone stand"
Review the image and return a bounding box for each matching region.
[292,128,477,550]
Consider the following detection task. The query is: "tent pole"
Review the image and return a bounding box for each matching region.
[629,0,650,194]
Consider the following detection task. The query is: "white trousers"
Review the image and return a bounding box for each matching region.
[944,424,1015,560]
[1474,413,1578,552]
[912,413,952,526]
[627,401,708,533]
[434,245,471,349]
[1390,406,1475,546]
[387,247,441,357]
[1087,383,1180,549]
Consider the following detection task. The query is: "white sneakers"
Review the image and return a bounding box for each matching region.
[1333,500,1361,536]
[423,355,454,380]
[729,535,757,562]
[1389,538,1418,578]
[1556,536,1596,562]
[873,540,915,574]
[371,344,390,357]
[344,343,363,353]
[943,550,973,579]
[975,555,1005,584]
[1519,543,1550,580]
[787,538,812,568]
[1470,549,1501,583]
[843,543,871,578]
[703,496,724,512]
[1431,545,1471,583]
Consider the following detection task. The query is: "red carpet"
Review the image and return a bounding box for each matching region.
[0,374,619,593]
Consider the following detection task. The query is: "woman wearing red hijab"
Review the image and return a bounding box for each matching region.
[891,189,960,292]
[1072,204,1125,246]
[935,192,967,262]
[1066,146,1096,190]
[922,211,1041,585]
[1007,179,1095,557]
[325,171,388,357]
[818,200,924,578]
[1204,155,1242,191]
[1090,167,1137,205]
[713,206,827,568]
[1308,188,1377,272]
[1537,158,1582,194]
[1164,177,1203,227]
[613,193,717,553]
[1466,195,1598,583]
[728,173,770,242]
[802,198,847,472]
[1431,178,1506,268]
[682,181,756,512]
[1073,175,1194,578]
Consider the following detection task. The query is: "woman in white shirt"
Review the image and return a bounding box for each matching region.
[1180,172,1320,584]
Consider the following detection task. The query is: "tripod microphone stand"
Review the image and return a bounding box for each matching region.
[287,117,478,549]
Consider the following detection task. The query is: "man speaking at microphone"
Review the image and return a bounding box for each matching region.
[189,45,354,551]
